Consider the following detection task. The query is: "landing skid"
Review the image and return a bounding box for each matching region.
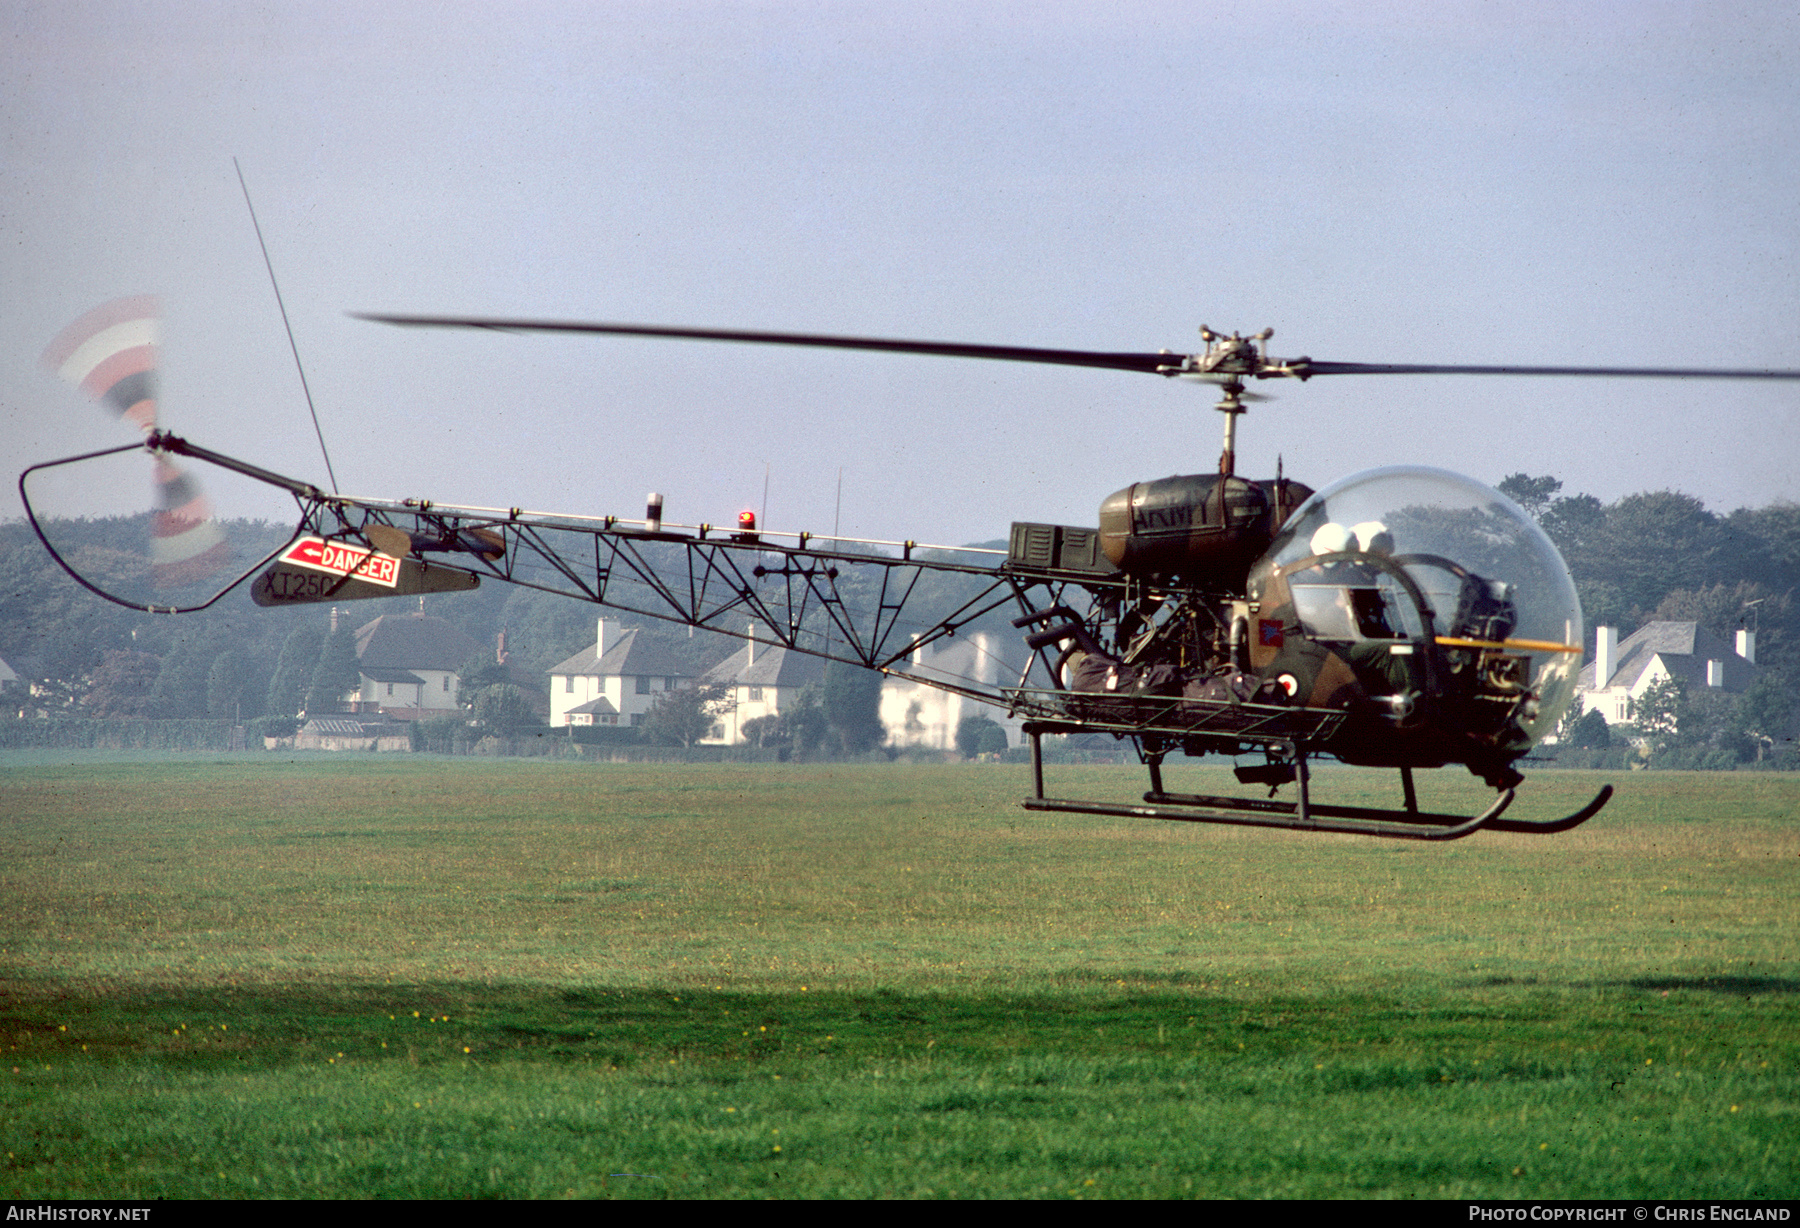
[1019,723,1612,842]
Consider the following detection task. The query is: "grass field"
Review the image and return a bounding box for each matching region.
[2,754,1795,1198]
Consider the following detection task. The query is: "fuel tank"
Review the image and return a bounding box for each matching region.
[1097,473,1313,587]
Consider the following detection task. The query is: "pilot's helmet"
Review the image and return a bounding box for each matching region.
[1309,522,1355,557]
[1350,520,1394,555]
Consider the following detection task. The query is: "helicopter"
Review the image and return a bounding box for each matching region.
[22,305,1800,841]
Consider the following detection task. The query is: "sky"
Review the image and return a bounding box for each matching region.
[4,1,1797,547]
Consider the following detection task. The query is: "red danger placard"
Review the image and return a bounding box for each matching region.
[278,536,401,587]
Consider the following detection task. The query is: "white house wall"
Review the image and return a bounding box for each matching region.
[418,669,459,708]
[551,671,682,727]
[881,680,961,750]
[1580,655,1670,725]
[703,684,791,744]
[880,631,1025,753]
[358,671,458,714]
[551,672,607,726]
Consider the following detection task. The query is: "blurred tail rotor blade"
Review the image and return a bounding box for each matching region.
[150,454,230,589]
[42,295,163,431]
[31,298,283,608]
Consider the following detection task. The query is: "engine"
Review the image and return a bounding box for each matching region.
[1095,472,1314,589]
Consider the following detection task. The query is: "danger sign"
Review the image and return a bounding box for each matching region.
[278,536,401,587]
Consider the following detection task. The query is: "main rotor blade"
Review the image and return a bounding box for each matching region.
[1300,360,1800,380]
[351,313,1178,375]
[354,313,1800,383]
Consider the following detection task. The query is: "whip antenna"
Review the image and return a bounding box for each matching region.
[235,158,339,493]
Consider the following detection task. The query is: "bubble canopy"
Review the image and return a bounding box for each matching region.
[1249,466,1584,745]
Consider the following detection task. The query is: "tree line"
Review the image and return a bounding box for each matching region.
[4,481,1795,763]
[1497,475,1797,766]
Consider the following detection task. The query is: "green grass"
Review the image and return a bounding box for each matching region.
[2,755,1796,1197]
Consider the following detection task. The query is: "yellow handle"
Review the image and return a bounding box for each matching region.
[1434,636,1582,654]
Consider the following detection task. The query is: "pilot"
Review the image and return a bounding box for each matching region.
[1285,519,1419,715]
[1344,521,1400,639]
[1304,520,1401,641]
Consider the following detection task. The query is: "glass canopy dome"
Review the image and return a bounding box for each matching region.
[1248,466,1584,746]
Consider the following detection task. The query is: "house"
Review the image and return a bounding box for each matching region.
[349,612,480,718]
[548,618,694,727]
[880,630,1026,753]
[1574,621,1761,724]
[697,633,825,744]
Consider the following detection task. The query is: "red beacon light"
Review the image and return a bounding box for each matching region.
[735,510,759,544]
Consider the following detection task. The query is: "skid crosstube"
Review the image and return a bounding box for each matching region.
[1020,723,1612,842]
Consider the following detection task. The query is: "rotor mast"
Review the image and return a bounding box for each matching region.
[1160,327,1280,477]
[1215,379,1247,476]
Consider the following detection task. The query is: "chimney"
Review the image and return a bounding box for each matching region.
[1594,626,1617,689]
[745,622,756,668]
[596,617,616,659]
[1706,659,1725,688]
[1736,628,1756,663]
